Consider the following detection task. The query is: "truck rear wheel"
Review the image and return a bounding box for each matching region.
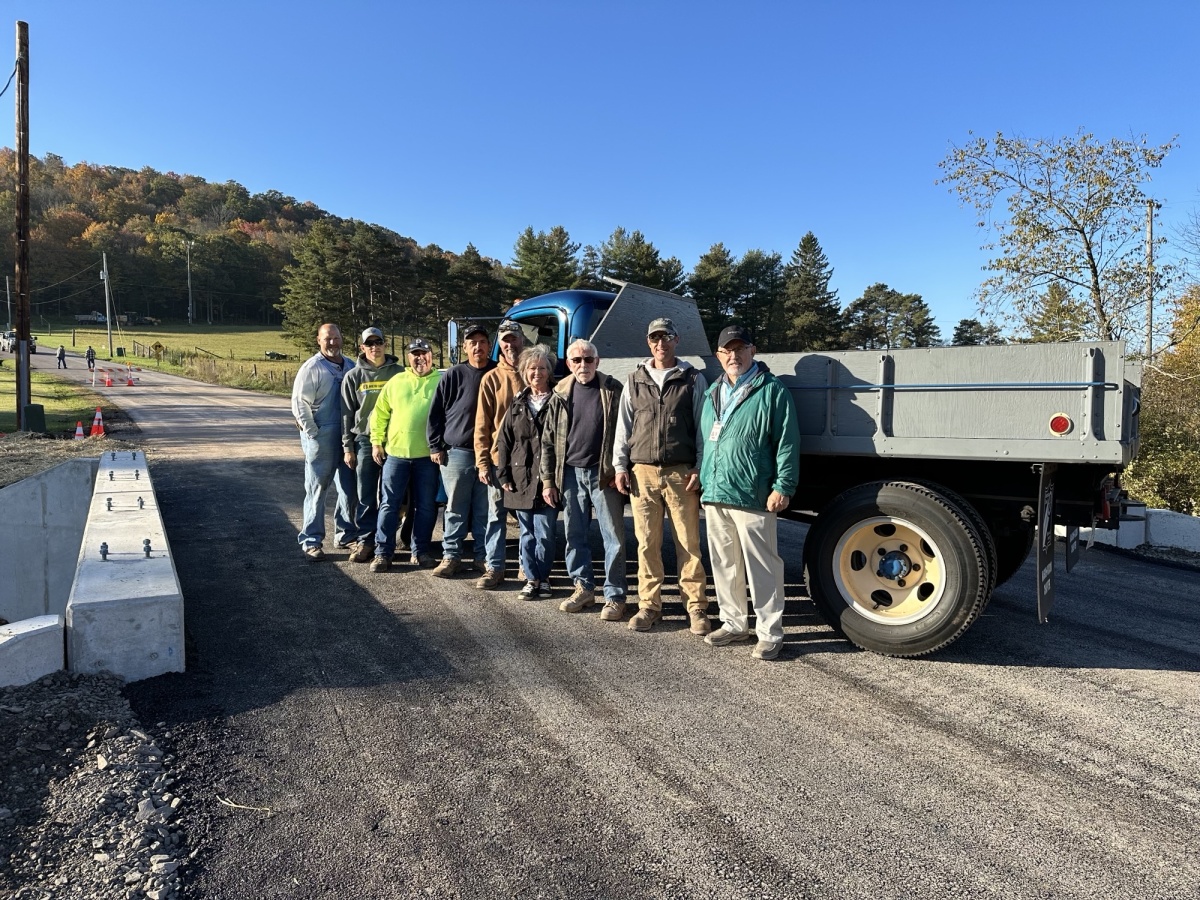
[804,481,992,657]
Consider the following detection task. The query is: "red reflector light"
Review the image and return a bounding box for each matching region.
[1049,413,1073,435]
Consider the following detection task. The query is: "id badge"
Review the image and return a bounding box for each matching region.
[708,420,723,441]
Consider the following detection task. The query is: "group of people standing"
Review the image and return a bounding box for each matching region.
[290,315,800,661]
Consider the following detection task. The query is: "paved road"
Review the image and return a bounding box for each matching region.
[36,352,1200,898]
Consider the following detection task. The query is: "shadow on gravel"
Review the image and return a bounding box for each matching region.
[125,456,455,725]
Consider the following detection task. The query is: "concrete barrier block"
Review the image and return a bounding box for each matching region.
[1146,509,1200,553]
[1063,517,1146,550]
[66,451,185,682]
[0,615,65,687]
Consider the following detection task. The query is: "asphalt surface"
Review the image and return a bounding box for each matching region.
[32,349,1200,899]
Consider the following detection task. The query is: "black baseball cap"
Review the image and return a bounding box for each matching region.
[407,338,431,353]
[716,324,753,348]
[461,322,488,340]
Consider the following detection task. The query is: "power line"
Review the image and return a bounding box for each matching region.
[0,63,16,99]
[30,258,101,292]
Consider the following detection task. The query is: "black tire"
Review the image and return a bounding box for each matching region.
[913,481,997,595]
[803,481,992,657]
[990,521,1035,587]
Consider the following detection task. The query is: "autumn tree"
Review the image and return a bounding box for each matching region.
[781,232,843,350]
[938,130,1177,342]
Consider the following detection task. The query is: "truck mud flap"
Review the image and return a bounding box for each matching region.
[1035,463,1056,622]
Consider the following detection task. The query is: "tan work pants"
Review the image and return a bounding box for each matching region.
[703,503,786,642]
[629,463,706,613]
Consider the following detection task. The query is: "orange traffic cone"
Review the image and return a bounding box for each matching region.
[74,421,85,440]
[90,407,105,437]
[126,371,134,387]
[104,370,113,387]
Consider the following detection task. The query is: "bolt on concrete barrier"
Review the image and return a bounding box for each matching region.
[108,471,114,481]
[99,542,109,561]
[143,539,152,558]
[137,497,144,509]
[106,498,112,511]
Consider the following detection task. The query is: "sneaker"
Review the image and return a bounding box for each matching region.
[369,555,392,573]
[752,640,783,661]
[475,568,505,590]
[303,545,325,561]
[558,583,595,613]
[599,600,627,622]
[350,541,375,563]
[704,626,750,647]
[536,583,553,599]
[411,552,437,569]
[519,581,538,600]
[628,607,661,632]
[431,558,461,579]
[688,610,712,636]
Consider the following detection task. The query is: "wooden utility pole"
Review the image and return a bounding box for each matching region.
[1145,199,1155,360]
[14,21,31,429]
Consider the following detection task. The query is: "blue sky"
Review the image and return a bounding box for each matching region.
[12,0,1199,332]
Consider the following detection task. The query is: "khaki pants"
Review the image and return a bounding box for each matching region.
[630,463,706,613]
[703,503,785,642]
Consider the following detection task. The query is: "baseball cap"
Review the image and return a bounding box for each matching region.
[461,322,488,340]
[716,324,753,349]
[361,327,384,343]
[497,319,522,337]
[647,317,677,338]
[407,338,432,353]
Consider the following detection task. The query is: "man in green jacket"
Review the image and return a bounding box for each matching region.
[699,325,800,661]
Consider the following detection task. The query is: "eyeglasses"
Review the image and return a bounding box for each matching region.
[363,339,384,347]
[716,345,752,357]
[569,356,597,365]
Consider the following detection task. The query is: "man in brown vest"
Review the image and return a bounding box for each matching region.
[613,317,710,634]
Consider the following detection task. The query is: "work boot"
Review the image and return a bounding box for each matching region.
[628,607,661,632]
[303,545,325,561]
[558,583,595,613]
[751,640,782,661]
[475,568,505,590]
[411,552,437,569]
[350,541,374,563]
[688,610,712,636]
[704,626,750,647]
[599,600,627,622]
[369,555,392,573]
[431,558,461,579]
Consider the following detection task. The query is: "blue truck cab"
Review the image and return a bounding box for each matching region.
[491,289,616,377]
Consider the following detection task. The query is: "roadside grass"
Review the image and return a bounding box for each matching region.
[42,321,316,397]
[0,365,116,437]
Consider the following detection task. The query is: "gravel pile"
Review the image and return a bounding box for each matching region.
[0,672,187,899]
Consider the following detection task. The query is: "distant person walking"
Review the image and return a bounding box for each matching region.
[85,346,96,372]
[56,345,67,368]
[291,323,357,561]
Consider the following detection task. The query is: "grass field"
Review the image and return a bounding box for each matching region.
[0,365,114,436]
[35,320,315,396]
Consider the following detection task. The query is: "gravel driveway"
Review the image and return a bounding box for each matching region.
[3,361,1198,899]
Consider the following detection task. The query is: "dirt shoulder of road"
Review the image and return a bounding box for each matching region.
[0,408,141,490]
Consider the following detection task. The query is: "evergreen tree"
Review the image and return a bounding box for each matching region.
[782,232,844,350]
[1023,282,1091,342]
[277,220,353,349]
[599,227,672,289]
[951,318,1005,345]
[575,244,605,289]
[507,225,579,299]
[731,250,784,350]
[688,243,736,344]
[844,283,941,349]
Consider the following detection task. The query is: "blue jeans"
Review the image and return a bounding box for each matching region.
[484,480,509,572]
[351,436,382,544]
[376,456,439,558]
[514,505,558,583]
[561,465,627,600]
[440,448,487,562]
[298,427,356,549]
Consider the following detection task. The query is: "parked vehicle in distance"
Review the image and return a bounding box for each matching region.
[75,311,106,324]
[451,281,1143,658]
[1,331,36,353]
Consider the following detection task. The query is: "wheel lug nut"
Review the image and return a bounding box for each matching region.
[897,579,906,587]
[899,544,908,552]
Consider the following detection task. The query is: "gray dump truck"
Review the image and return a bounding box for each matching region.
[470,281,1140,657]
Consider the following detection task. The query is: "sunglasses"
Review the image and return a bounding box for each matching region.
[569,356,597,364]
[363,339,384,347]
